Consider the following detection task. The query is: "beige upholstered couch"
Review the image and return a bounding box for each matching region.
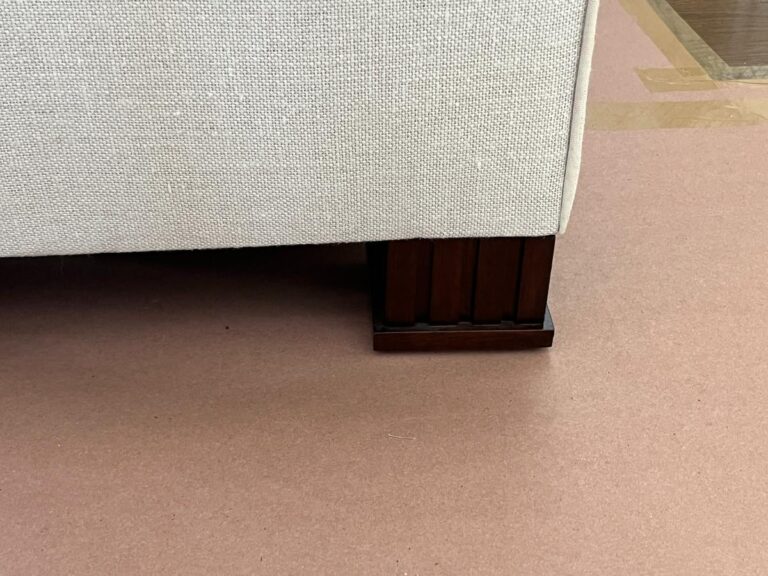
[0,1,599,350]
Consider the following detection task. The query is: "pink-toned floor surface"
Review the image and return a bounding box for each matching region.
[2,2,767,574]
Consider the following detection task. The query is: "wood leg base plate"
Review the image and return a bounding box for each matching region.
[373,307,554,352]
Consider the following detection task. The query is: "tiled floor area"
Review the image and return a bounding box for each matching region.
[2,2,768,574]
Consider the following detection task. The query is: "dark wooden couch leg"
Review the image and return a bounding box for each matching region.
[368,237,555,351]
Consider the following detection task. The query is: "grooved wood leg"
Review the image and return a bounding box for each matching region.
[370,236,556,352]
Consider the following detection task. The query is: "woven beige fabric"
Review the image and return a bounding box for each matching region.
[561,0,600,232]
[0,0,594,257]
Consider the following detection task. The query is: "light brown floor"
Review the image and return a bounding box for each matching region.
[3,2,768,574]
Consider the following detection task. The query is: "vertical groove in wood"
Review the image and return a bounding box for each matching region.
[384,240,430,325]
[429,239,477,324]
[473,238,523,324]
[516,235,556,324]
